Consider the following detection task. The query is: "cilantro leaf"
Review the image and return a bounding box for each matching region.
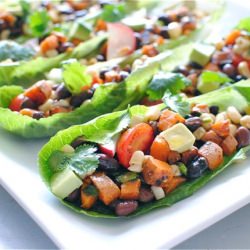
[236,17,250,32]
[101,3,126,22]
[0,41,35,61]
[163,90,190,117]
[48,144,100,178]
[27,10,51,37]
[69,144,99,177]
[62,60,92,94]
[146,72,191,101]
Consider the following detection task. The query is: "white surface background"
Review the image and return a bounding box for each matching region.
[1,0,250,249]
[0,185,249,249]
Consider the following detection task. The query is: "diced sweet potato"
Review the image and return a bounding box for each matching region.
[181,146,198,165]
[90,173,120,205]
[161,177,186,194]
[198,141,223,170]
[142,157,174,186]
[158,109,185,131]
[201,130,223,145]
[167,151,181,164]
[221,135,238,156]
[150,136,170,161]
[81,185,98,209]
[120,179,141,200]
[212,120,230,138]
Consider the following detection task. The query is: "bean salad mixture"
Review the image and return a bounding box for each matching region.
[49,103,250,216]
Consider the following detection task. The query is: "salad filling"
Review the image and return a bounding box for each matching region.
[46,101,250,216]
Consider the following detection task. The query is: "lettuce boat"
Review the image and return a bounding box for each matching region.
[0,50,177,138]
[0,0,223,87]
[135,17,250,108]
[39,80,250,218]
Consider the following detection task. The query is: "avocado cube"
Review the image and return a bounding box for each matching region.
[69,21,91,41]
[51,168,82,199]
[160,123,195,153]
[190,43,215,66]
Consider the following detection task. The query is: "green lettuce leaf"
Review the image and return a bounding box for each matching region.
[199,71,232,85]
[190,80,250,113]
[0,52,161,138]
[236,17,250,32]
[0,35,107,87]
[0,85,23,108]
[147,72,191,101]
[62,61,92,94]
[39,79,250,218]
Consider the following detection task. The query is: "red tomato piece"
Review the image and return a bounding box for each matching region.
[9,94,25,111]
[24,81,52,106]
[117,123,154,168]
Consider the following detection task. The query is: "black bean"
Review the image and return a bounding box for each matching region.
[115,200,138,216]
[194,140,205,148]
[158,15,172,25]
[138,186,154,203]
[21,97,36,110]
[99,0,112,8]
[71,137,85,148]
[70,91,92,108]
[96,54,105,62]
[235,126,250,148]
[187,156,208,178]
[134,32,142,49]
[149,120,159,136]
[119,71,129,81]
[56,84,72,100]
[99,68,110,80]
[190,110,201,117]
[65,188,80,202]
[32,111,44,120]
[159,26,169,39]
[140,30,151,45]
[188,61,203,69]
[98,154,120,172]
[185,117,202,132]
[57,5,74,15]
[57,42,73,53]
[75,10,88,18]
[209,105,219,115]
[222,63,236,78]
[234,75,247,82]
[173,65,189,76]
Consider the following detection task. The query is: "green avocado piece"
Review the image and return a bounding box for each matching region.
[122,17,147,31]
[51,168,82,199]
[190,43,215,66]
[197,78,220,93]
[69,21,91,41]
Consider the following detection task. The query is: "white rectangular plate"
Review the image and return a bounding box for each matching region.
[1,1,250,248]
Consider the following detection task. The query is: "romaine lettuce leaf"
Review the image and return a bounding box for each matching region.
[0,35,107,87]
[39,79,250,218]
[62,61,92,94]
[236,17,250,32]
[0,52,162,138]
